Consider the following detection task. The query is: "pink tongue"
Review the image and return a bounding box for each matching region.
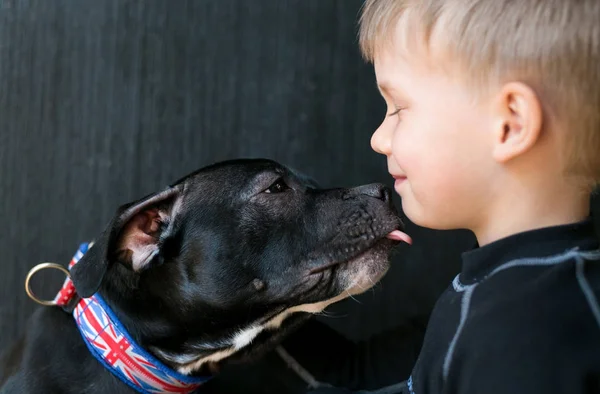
[386,230,412,244]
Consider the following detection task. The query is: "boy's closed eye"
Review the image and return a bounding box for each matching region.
[377,84,407,118]
[387,107,404,117]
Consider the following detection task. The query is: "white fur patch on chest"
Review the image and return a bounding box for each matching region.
[232,325,263,350]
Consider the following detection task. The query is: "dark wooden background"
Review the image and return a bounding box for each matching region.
[1,0,597,391]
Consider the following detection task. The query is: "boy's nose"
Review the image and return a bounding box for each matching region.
[370,124,392,155]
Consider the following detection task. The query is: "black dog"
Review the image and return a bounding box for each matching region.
[0,158,409,394]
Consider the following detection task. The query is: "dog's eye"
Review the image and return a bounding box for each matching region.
[265,178,289,194]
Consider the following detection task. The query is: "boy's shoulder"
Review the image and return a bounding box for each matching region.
[466,247,600,340]
[460,241,600,336]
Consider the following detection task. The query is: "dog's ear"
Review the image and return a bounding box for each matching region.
[71,185,184,297]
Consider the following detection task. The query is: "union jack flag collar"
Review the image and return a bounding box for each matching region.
[55,243,210,394]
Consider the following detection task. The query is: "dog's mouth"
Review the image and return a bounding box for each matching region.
[308,229,412,275]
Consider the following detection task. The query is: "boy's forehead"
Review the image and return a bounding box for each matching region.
[374,57,412,97]
[373,47,432,89]
[373,35,456,94]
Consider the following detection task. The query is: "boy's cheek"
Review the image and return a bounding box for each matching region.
[391,133,416,166]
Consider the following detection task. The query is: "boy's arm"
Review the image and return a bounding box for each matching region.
[279,316,426,391]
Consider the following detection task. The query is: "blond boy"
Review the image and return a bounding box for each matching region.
[356,0,600,392]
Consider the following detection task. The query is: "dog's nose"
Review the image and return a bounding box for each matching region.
[353,183,391,202]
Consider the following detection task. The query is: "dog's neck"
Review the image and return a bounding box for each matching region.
[98,266,192,364]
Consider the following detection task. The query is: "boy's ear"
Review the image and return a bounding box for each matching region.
[492,82,543,163]
[70,185,184,298]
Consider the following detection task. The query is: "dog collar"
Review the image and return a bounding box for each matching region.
[55,243,210,394]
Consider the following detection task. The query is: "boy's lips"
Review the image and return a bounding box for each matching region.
[393,175,407,190]
[389,172,407,181]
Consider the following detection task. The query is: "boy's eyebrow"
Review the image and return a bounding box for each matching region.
[376,81,389,95]
[376,81,399,97]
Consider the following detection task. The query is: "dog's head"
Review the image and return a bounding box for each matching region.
[71,159,410,374]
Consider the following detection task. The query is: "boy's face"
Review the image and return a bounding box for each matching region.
[371,47,496,230]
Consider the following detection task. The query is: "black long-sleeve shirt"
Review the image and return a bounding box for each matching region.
[408,219,600,394]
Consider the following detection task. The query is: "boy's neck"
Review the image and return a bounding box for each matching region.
[473,178,591,246]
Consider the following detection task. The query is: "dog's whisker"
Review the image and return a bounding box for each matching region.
[315,310,341,318]
[368,276,376,288]
[345,290,363,304]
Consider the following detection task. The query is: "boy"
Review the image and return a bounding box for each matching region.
[355,0,600,393]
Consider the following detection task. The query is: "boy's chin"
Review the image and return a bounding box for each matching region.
[400,201,464,232]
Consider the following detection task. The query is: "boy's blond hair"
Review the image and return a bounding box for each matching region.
[359,0,600,189]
